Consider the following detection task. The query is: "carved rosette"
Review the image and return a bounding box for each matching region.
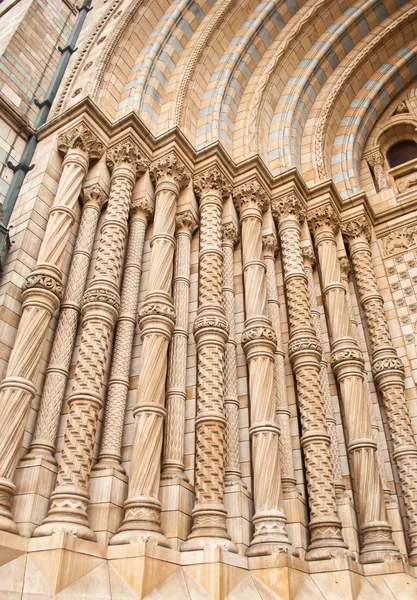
[34,140,147,541]
[0,123,104,535]
[263,233,296,490]
[233,179,295,557]
[162,210,198,479]
[273,195,348,560]
[111,154,189,547]
[311,213,401,564]
[182,166,236,552]
[344,218,417,564]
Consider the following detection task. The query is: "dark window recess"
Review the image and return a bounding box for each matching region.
[387,140,417,168]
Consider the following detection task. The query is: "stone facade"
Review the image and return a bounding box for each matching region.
[1,1,417,598]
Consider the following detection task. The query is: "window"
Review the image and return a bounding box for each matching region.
[386,140,417,168]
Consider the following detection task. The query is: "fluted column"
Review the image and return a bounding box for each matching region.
[234,180,295,558]
[272,194,348,561]
[262,233,296,490]
[0,123,103,534]
[161,210,198,479]
[181,167,237,552]
[222,222,241,485]
[343,215,417,565]
[309,206,400,564]
[111,153,189,547]
[33,138,147,541]
[301,246,344,497]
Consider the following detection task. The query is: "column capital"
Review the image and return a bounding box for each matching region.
[233,179,269,217]
[308,204,340,236]
[341,215,372,244]
[363,147,385,169]
[58,122,105,161]
[106,138,149,178]
[222,221,239,247]
[262,233,279,257]
[194,166,231,199]
[271,193,306,224]
[130,195,154,219]
[83,183,106,210]
[176,209,198,235]
[301,245,316,268]
[151,152,190,190]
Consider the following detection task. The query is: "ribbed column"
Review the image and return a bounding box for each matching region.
[222,222,241,485]
[111,153,189,547]
[272,194,348,561]
[0,124,103,534]
[262,233,296,490]
[343,215,417,565]
[33,138,147,541]
[162,210,198,479]
[182,167,237,552]
[234,180,295,558]
[301,246,345,497]
[309,206,400,564]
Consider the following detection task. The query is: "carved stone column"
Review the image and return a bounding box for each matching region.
[309,206,401,564]
[88,174,154,543]
[111,153,189,547]
[0,123,103,534]
[181,167,237,552]
[13,182,106,537]
[272,194,348,561]
[159,208,197,549]
[364,148,389,192]
[33,138,147,541]
[343,215,417,565]
[263,231,307,554]
[234,180,295,558]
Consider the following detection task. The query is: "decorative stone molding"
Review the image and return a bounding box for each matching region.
[381,224,417,256]
[22,273,63,300]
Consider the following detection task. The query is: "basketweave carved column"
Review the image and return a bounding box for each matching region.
[0,123,103,535]
[88,178,154,542]
[271,194,349,561]
[342,215,417,565]
[262,233,296,491]
[234,180,296,558]
[33,138,147,541]
[222,221,242,485]
[13,182,106,536]
[111,153,190,547]
[301,246,345,498]
[182,167,237,553]
[161,210,198,479]
[309,206,401,564]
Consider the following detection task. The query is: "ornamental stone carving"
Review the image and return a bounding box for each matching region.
[58,123,104,160]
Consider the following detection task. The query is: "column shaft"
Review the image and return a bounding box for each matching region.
[343,215,417,565]
[0,124,102,534]
[272,194,348,561]
[33,138,146,541]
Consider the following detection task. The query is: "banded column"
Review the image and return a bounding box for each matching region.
[89,176,154,543]
[111,153,189,547]
[182,167,237,553]
[234,180,295,558]
[272,194,348,561]
[309,206,400,564]
[0,123,103,534]
[13,182,106,536]
[343,215,417,565]
[34,138,147,540]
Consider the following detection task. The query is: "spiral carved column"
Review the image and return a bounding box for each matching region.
[182,167,237,552]
[111,153,189,547]
[272,194,348,561]
[343,215,417,565]
[0,123,103,534]
[309,206,400,564]
[234,180,295,558]
[13,182,106,536]
[33,138,147,541]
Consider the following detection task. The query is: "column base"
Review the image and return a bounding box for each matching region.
[160,475,194,550]
[359,522,404,564]
[305,518,352,562]
[181,535,239,553]
[88,465,128,545]
[0,478,19,535]
[12,453,58,537]
[110,527,171,547]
